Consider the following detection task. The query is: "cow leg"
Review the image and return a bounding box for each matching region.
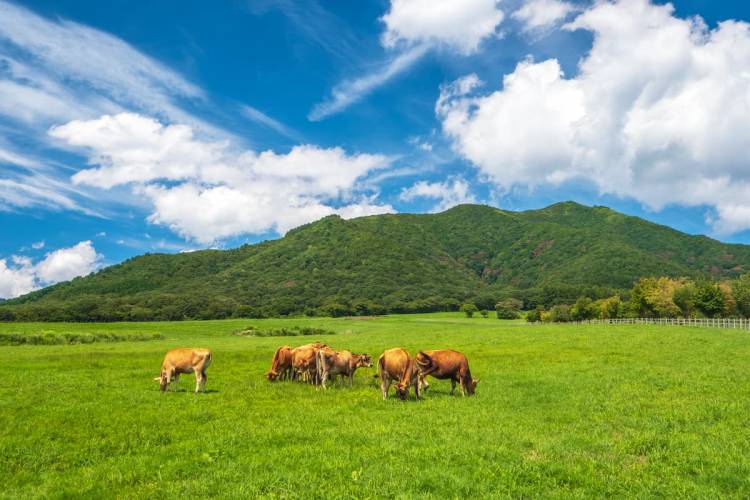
[201,370,207,393]
[381,379,390,400]
[171,373,179,392]
[451,378,457,395]
[194,372,202,394]
[321,371,328,390]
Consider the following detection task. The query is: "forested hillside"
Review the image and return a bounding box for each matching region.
[3,202,750,321]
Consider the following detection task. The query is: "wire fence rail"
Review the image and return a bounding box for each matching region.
[536,317,750,330]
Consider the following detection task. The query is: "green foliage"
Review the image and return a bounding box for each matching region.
[0,331,163,345]
[547,304,572,323]
[526,306,543,323]
[630,277,682,318]
[479,309,489,318]
[570,296,597,321]
[4,202,750,321]
[672,283,697,318]
[732,273,750,318]
[495,298,522,319]
[232,325,335,337]
[460,303,479,318]
[597,295,623,319]
[694,283,726,318]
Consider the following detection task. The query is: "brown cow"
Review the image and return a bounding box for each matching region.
[266,345,293,381]
[291,342,330,384]
[317,350,372,389]
[155,348,212,393]
[415,349,478,396]
[378,348,420,401]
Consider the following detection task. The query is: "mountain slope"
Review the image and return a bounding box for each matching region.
[3,202,750,321]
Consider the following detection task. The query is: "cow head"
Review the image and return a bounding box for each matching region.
[356,354,372,368]
[395,382,409,400]
[467,378,479,395]
[155,371,169,392]
[266,370,279,382]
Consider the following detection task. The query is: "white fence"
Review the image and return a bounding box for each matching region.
[552,317,750,330]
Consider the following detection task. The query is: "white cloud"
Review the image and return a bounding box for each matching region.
[513,0,576,32]
[0,1,201,127]
[0,258,36,298]
[308,43,429,121]
[31,241,44,250]
[400,177,476,211]
[0,241,100,299]
[54,113,395,243]
[382,0,504,54]
[438,0,750,235]
[309,0,504,120]
[240,105,302,141]
[34,241,99,283]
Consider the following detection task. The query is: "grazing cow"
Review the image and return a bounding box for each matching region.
[317,350,372,389]
[155,348,212,393]
[415,349,478,396]
[377,348,420,401]
[266,345,293,381]
[291,343,330,384]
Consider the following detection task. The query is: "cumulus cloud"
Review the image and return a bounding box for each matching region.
[0,241,100,299]
[513,0,576,32]
[382,0,504,54]
[438,0,750,235]
[400,177,476,212]
[54,113,395,243]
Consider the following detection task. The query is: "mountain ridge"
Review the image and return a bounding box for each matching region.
[3,202,750,321]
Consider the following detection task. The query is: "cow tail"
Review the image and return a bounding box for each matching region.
[376,354,385,380]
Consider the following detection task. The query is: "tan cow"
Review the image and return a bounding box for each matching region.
[377,348,420,401]
[155,348,212,393]
[317,350,372,389]
[415,349,478,396]
[291,342,330,384]
[266,345,293,381]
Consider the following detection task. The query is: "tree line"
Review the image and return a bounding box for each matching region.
[456,274,750,322]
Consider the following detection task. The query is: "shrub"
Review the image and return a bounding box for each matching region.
[480,309,489,318]
[460,303,479,318]
[526,307,542,323]
[548,304,572,323]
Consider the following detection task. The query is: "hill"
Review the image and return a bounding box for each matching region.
[3,202,750,321]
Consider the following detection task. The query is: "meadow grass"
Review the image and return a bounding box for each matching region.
[1,313,749,498]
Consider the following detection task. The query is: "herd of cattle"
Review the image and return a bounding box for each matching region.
[156,342,478,400]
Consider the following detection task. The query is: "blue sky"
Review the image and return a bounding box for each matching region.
[2,0,750,298]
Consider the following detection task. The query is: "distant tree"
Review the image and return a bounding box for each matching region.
[526,306,543,323]
[597,295,622,319]
[694,283,725,318]
[480,309,489,318]
[732,273,750,318]
[718,283,736,317]
[548,304,571,323]
[630,277,681,318]
[672,282,696,318]
[495,298,522,319]
[460,303,479,318]
[571,297,596,321]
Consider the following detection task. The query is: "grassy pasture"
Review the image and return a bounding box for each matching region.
[1,313,749,498]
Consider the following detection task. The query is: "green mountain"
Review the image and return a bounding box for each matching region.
[3,202,750,321]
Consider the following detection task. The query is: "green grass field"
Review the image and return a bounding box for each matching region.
[1,313,749,498]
